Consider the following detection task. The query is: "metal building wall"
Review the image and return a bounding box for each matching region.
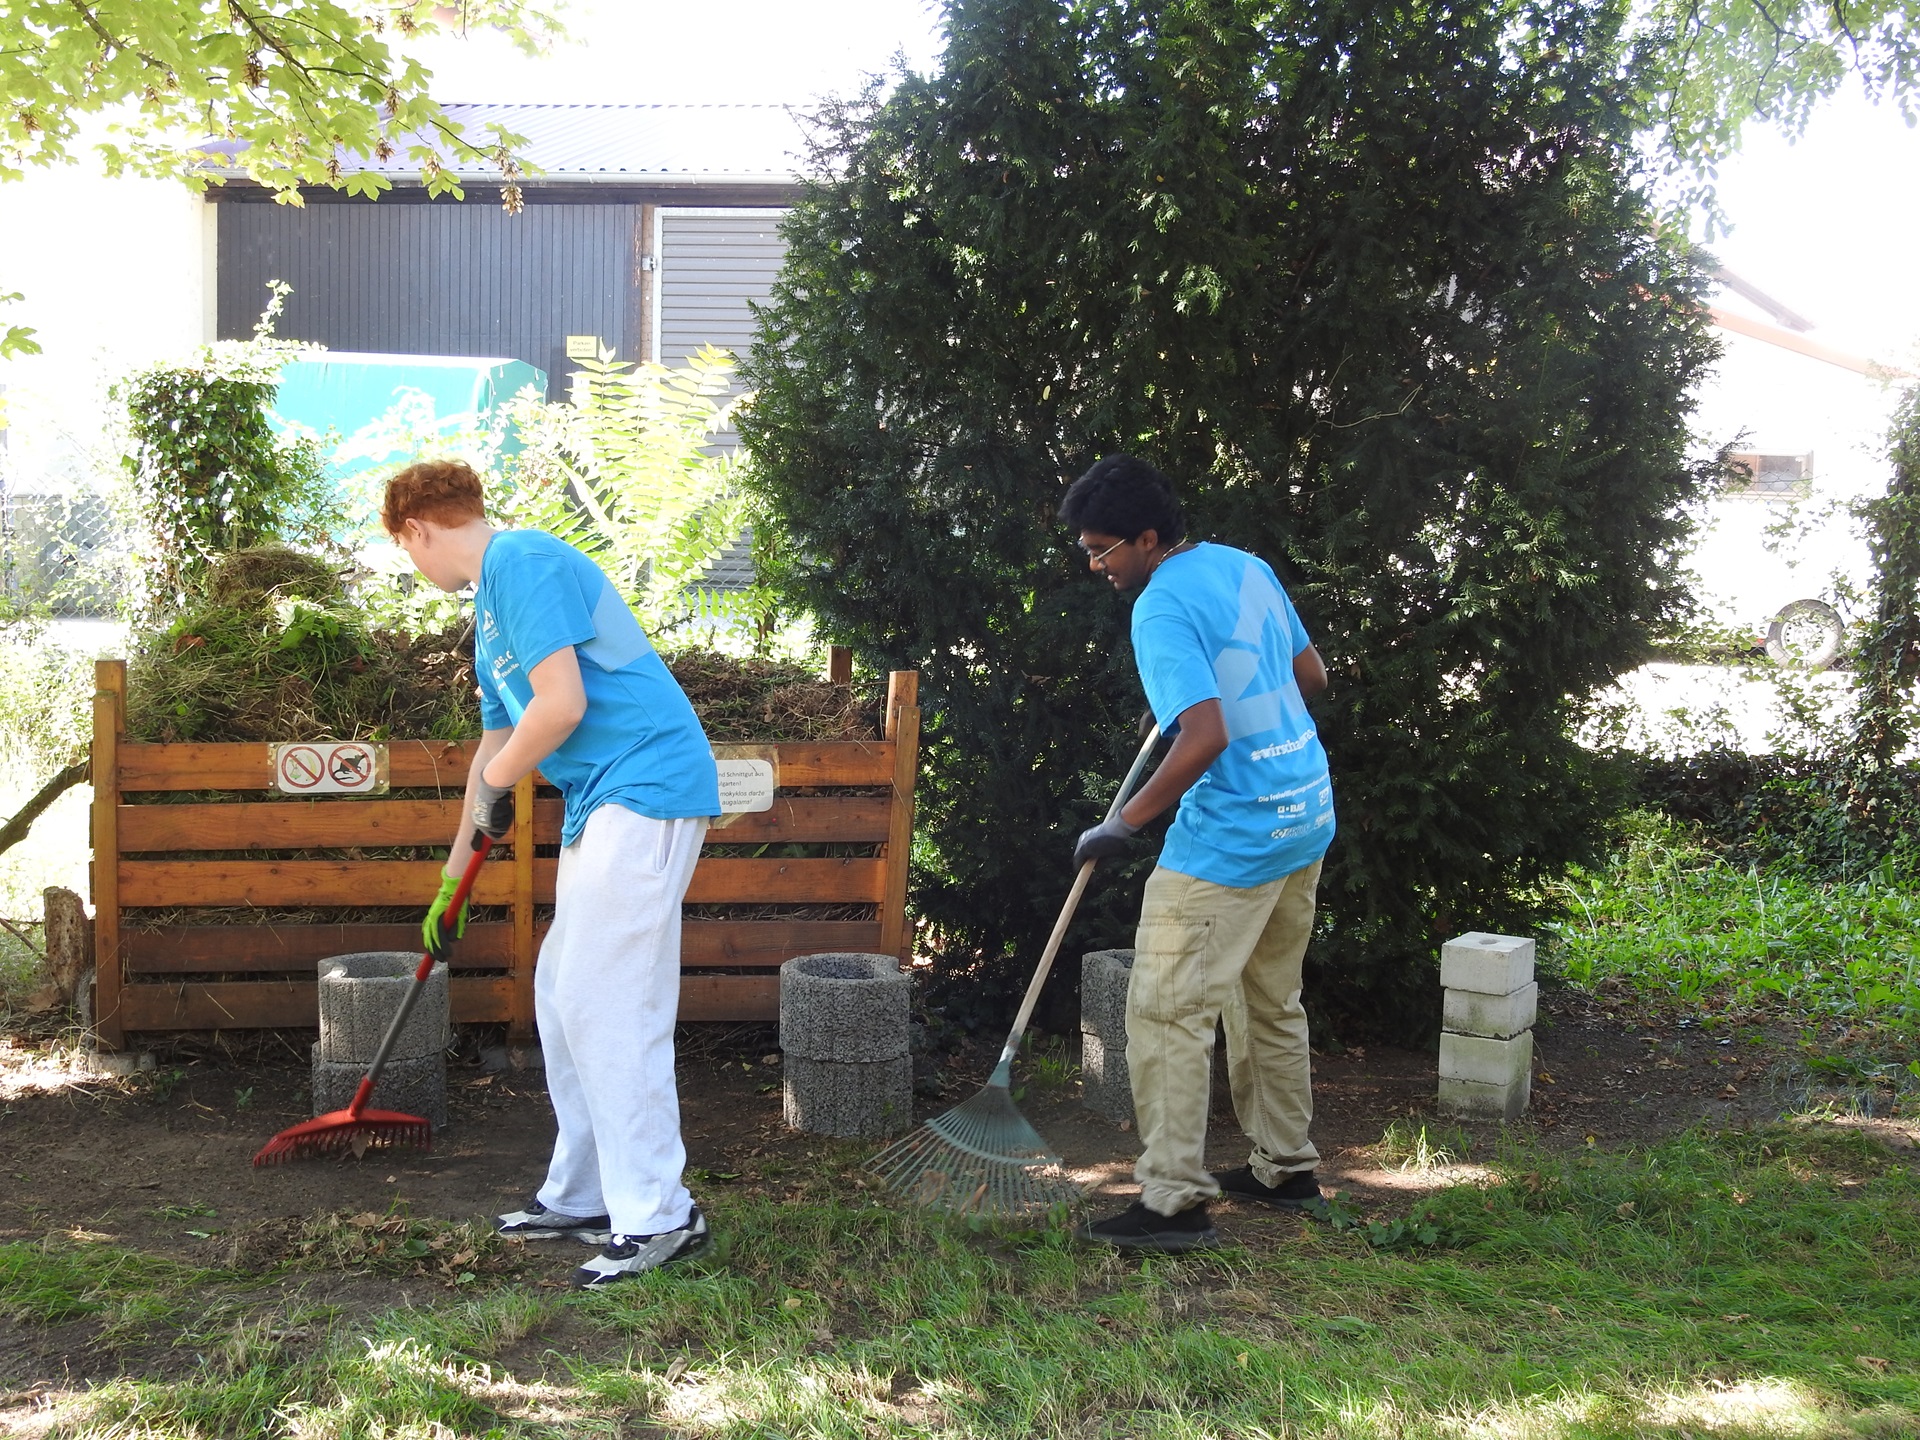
[656,209,787,368]
[217,201,643,393]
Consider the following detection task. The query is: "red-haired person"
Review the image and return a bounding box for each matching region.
[383,459,720,1287]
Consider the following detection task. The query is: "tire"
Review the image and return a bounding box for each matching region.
[1765,598,1844,671]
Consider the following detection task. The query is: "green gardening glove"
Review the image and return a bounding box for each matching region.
[422,870,469,959]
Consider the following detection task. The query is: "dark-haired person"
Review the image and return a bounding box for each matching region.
[382,458,720,1287]
[1061,454,1335,1252]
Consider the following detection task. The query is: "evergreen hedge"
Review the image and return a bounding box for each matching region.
[742,0,1720,1039]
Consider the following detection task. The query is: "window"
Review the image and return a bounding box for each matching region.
[1727,452,1811,499]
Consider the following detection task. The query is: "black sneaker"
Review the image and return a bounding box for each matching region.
[571,1206,711,1289]
[1213,1165,1326,1214]
[1081,1200,1219,1253]
[493,1198,612,1246]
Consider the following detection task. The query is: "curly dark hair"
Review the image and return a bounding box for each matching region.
[1060,455,1186,545]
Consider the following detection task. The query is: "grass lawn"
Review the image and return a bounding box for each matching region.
[3,1122,1915,1439]
[1547,813,1920,1084]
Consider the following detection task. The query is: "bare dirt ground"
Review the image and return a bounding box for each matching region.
[0,983,1911,1399]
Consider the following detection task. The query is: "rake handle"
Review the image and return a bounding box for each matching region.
[992,724,1162,1079]
[346,833,493,1120]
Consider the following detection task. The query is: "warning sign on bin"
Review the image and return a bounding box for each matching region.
[271,742,389,795]
[710,744,777,826]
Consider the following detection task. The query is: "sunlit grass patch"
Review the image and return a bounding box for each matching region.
[1546,813,1920,1060]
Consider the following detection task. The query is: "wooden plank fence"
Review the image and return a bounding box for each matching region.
[89,657,920,1049]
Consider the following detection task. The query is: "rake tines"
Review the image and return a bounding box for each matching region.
[251,1108,432,1166]
[869,727,1162,1224]
[869,1071,1081,1220]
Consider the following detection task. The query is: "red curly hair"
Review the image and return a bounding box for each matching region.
[382,458,487,534]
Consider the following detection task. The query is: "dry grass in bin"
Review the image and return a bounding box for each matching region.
[665,648,882,742]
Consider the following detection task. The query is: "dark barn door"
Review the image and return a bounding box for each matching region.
[217,200,642,394]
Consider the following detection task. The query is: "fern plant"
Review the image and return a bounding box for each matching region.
[504,347,773,639]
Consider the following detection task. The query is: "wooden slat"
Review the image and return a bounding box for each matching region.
[117,976,517,1030]
[681,920,884,967]
[119,860,518,908]
[111,918,886,975]
[880,671,921,960]
[118,741,482,792]
[119,798,465,851]
[684,857,884,903]
[770,743,893,787]
[693,796,892,844]
[532,857,883,905]
[92,660,125,1050]
[119,922,515,974]
[118,739,892,792]
[676,974,778,1022]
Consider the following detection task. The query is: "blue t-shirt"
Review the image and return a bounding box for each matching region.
[1130,543,1335,888]
[474,530,719,844]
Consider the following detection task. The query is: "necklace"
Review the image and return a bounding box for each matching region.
[1147,540,1196,579]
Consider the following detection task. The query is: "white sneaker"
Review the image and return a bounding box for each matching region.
[493,1198,612,1246]
[570,1206,710,1288]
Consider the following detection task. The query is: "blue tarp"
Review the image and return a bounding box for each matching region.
[268,352,548,480]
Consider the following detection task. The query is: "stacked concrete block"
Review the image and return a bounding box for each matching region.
[779,952,911,1138]
[1437,933,1536,1121]
[1080,949,1136,1124]
[311,952,449,1129]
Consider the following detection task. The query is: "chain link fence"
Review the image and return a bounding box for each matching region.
[1,486,120,616]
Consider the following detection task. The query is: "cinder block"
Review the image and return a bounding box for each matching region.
[782,1053,913,1138]
[310,1046,448,1129]
[779,953,910,1062]
[1442,982,1538,1039]
[1438,1072,1531,1121]
[1439,1029,1534,1088]
[75,1051,156,1077]
[316,953,448,1064]
[1079,949,1134,1041]
[1080,1031,1135,1124]
[1439,933,1536,996]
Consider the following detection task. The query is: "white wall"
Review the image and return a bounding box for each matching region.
[1685,316,1907,634]
[0,156,214,496]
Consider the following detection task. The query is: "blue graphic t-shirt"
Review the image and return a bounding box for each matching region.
[474,530,720,844]
[1130,543,1335,888]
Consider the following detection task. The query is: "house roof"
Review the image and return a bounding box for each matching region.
[203,103,811,187]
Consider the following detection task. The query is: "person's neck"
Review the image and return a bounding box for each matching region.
[1145,537,1195,579]
[444,521,498,589]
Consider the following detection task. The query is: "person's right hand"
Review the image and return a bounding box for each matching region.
[422,870,469,959]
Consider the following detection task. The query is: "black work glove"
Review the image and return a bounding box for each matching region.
[1073,813,1140,870]
[471,774,515,839]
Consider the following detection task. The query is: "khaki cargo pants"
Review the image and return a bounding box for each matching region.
[1127,859,1322,1216]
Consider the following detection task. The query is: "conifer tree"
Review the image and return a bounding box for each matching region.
[742,0,1720,1036]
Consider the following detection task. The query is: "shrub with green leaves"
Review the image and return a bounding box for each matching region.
[743,0,1719,1036]
[116,286,344,610]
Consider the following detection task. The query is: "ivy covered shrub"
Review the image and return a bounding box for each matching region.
[115,288,344,610]
[742,0,1720,1039]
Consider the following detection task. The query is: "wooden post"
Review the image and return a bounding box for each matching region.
[91,659,125,1050]
[827,645,852,684]
[879,670,920,964]
[510,772,537,1041]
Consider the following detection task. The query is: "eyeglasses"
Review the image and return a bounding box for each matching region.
[1079,536,1128,568]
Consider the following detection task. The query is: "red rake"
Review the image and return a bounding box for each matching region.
[253,835,494,1166]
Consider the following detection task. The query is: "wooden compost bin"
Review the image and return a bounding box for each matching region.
[89,658,920,1050]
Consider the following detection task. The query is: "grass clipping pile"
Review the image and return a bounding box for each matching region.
[126,546,880,746]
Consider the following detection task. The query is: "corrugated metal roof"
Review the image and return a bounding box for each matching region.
[204,103,810,184]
